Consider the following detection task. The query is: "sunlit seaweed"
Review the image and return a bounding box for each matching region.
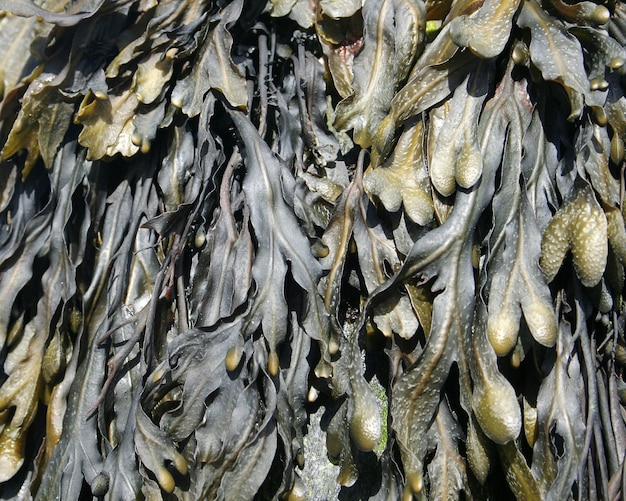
[0,0,625,499]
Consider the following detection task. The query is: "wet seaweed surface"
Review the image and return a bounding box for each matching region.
[0,0,626,499]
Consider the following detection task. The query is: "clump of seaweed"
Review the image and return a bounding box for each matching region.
[0,0,625,499]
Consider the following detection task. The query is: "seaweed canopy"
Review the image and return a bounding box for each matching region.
[0,0,625,499]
